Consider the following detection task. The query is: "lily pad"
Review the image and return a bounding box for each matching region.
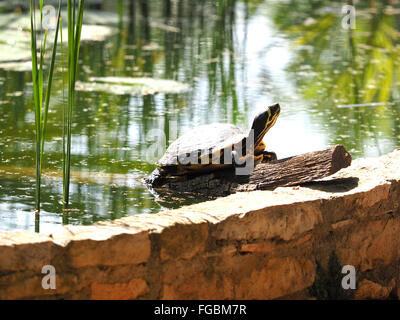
[80,10,127,26]
[0,26,114,68]
[33,25,116,44]
[0,44,30,62]
[64,25,116,42]
[1,9,124,31]
[76,77,190,95]
[0,28,31,63]
[0,60,33,71]
[0,11,116,43]
[150,21,180,33]
[34,25,117,44]
[0,29,31,48]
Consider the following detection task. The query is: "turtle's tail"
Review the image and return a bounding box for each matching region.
[144,168,168,187]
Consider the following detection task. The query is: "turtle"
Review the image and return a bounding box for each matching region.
[146,103,280,187]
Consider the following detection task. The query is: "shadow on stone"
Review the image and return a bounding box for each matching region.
[301,177,359,193]
[309,251,353,300]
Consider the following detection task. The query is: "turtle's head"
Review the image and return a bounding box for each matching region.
[250,103,280,146]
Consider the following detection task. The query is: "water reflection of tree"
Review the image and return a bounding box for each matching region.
[271,0,400,156]
[0,0,261,227]
[96,0,254,158]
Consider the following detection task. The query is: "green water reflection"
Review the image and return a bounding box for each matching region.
[0,0,400,231]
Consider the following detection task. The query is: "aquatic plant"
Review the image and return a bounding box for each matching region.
[30,0,61,215]
[63,0,85,209]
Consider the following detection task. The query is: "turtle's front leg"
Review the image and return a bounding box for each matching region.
[255,140,277,163]
[232,150,257,167]
[232,150,245,167]
[261,150,277,163]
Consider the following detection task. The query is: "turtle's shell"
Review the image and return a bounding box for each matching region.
[158,123,246,167]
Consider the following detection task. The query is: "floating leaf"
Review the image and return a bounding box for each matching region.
[0,29,31,47]
[1,9,123,30]
[0,15,115,44]
[0,25,114,66]
[0,61,33,71]
[53,25,116,43]
[76,77,190,95]
[0,44,31,62]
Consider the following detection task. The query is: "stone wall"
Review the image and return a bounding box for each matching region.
[0,150,400,299]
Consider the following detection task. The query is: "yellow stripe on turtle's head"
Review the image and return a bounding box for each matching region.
[249,103,280,147]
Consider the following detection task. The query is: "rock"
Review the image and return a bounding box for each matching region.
[65,228,151,268]
[91,278,149,300]
[1,150,400,299]
[235,257,315,299]
[0,231,56,272]
[161,258,233,299]
[355,279,395,300]
[160,222,208,261]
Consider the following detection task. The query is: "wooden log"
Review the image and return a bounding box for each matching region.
[245,144,352,190]
[149,145,352,197]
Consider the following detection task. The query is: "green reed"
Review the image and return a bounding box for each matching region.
[30,0,61,214]
[63,0,85,209]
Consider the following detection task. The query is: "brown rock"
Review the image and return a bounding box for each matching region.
[336,218,400,272]
[0,231,56,272]
[240,234,312,254]
[67,231,150,268]
[0,276,43,300]
[235,257,315,299]
[162,273,233,299]
[91,278,149,300]
[355,279,395,300]
[161,256,234,299]
[212,201,322,242]
[1,150,400,300]
[0,272,78,299]
[331,219,354,230]
[160,223,208,261]
[240,241,277,254]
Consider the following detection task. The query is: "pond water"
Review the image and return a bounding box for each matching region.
[1,0,400,232]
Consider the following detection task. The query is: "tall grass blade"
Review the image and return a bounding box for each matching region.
[63,0,85,209]
[74,0,85,78]
[30,0,41,213]
[30,0,61,221]
[60,18,66,204]
[41,2,62,165]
